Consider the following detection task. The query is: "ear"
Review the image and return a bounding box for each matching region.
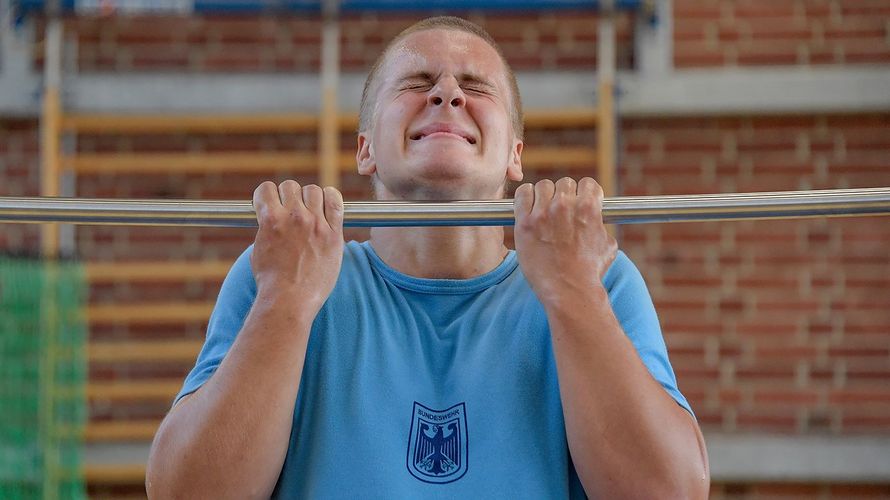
[356,132,376,177]
[506,138,523,182]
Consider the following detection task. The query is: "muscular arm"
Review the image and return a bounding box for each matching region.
[546,288,709,499]
[146,182,344,499]
[145,292,312,499]
[514,178,709,499]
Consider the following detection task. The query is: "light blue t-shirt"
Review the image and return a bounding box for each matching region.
[175,240,692,498]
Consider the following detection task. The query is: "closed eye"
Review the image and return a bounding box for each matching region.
[462,84,490,94]
[401,83,432,91]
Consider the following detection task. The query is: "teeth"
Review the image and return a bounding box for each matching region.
[410,132,474,144]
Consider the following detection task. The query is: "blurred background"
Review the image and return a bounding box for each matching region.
[0,0,888,498]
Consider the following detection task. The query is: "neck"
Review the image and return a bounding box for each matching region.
[368,226,510,279]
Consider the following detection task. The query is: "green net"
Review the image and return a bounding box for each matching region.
[0,258,87,500]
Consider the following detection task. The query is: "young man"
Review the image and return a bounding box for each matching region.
[147,17,709,499]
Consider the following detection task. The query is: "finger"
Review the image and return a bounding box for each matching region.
[278,180,302,208]
[578,177,603,206]
[323,187,344,232]
[253,181,280,222]
[578,177,598,198]
[531,179,555,219]
[302,184,324,217]
[554,177,577,207]
[554,177,577,197]
[552,177,578,220]
[513,183,534,218]
[577,177,602,220]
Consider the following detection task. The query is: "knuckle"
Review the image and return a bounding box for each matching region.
[525,212,544,226]
[550,195,570,212]
[325,195,343,210]
[577,196,596,211]
[517,217,535,232]
[261,211,281,229]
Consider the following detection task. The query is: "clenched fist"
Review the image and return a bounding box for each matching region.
[513,177,617,308]
[250,181,344,318]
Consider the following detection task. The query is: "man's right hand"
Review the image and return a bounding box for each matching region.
[147,181,343,498]
[250,181,345,318]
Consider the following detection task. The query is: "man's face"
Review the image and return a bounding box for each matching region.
[356,29,523,200]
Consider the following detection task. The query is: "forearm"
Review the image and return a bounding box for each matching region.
[146,292,312,499]
[545,286,709,499]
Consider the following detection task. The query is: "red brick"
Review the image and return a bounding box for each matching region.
[845,366,890,384]
[830,389,890,407]
[745,22,812,41]
[674,366,720,382]
[674,47,726,68]
[736,47,801,66]
[828,484,890,497]
[662,276,723,288]
[672,2,722,20]
[754,344,819,361]
[667,343,706,363]
[842,414,890,432]
[752,389,821,406]
[662,321,724,336]
[737,275,799,290]
[736,321,799,337]
[756,299,823,313]
[719,388,744,405]
[736,362,798,382]
[733,3,797,18]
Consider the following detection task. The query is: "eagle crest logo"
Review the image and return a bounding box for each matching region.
[406,401,468,484]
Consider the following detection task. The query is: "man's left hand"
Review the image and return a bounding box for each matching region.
[513,177,617,308]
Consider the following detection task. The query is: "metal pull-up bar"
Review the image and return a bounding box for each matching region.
[0,188,888,228]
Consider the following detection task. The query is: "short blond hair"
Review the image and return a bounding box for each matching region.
[358,16,524,140]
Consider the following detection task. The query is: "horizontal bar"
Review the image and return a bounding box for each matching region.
[1,188,889,227]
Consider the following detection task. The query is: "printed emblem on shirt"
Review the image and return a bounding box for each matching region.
[406,401,468,484]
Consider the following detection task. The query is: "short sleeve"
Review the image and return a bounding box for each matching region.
[173,245,257,406]
[603,250,695,418]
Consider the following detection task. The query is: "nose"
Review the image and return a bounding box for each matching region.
[427,78,466,108]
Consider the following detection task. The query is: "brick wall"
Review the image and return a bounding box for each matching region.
[618,115,890,435]
[32,2,889,72]
[0,120,41,253]
[4,113,888,434]
[37,12,635,72]
[674,0,890,67]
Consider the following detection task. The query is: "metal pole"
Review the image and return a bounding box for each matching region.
[318,0,341,189]
[596,0,616,200]
[0,188,888,228]
[40,17,63,257]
